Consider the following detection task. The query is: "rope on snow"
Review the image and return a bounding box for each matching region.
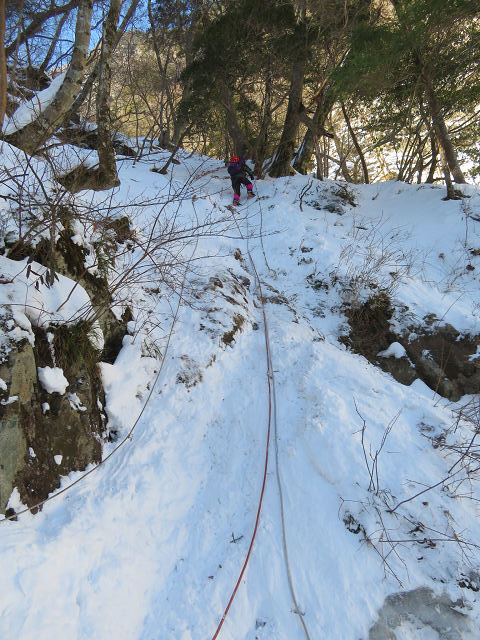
[211,199,312,640]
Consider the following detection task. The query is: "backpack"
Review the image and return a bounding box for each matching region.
[228,157,244,177]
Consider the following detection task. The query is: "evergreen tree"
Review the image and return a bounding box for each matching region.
[180,0,298,169]
[336,0,480,192]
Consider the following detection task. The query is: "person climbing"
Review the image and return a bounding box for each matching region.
[227,155,255,206]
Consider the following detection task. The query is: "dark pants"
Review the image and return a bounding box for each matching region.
[231,173,252,196]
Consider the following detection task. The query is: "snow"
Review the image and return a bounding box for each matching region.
[0,144,480,639]
[378,341,407,358]
[469,344,480,361]
[0,252,104,350]
[88,321,105,351]
[68,393,87,412]
[2,72,66,135]
[37,366,69,394]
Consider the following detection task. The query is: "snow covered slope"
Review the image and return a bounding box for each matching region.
[1,147,480,639]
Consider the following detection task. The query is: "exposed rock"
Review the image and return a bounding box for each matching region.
[7,225,130,363]
[0,323,106,514]
[404,325,480,400]
[342,291,396,361]
[5,215,130,363]
[0,218,131,512]
[343,293,480,400]
[369,587,475,640]
[47,218,131,364]
[0,341,34,508]
[222,313,245,346]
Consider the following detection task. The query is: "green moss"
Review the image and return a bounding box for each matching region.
[56,224,88,278]
[53,321,99,372]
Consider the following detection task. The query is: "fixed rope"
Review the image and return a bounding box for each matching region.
[245,215,313,640]
[210,205,272,640]
[210,201,312,640]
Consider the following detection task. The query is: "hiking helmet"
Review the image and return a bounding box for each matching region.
[230,155,239,163]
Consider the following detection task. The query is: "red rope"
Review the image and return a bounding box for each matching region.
[211,209,273,640]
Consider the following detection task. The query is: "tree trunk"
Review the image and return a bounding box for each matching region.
[269,57,305,177]
[293,110,317,175]
[95,0,122,189]
[172,1,204,147]
[330,125,354,182]
[340,101,369,183]
[440,151,456,200]
[5,0,93,154]
[425,133,437,183]
[66,0,139,123]
[147,0,175,143]
[253,64,273,176]
[0,0,6,131]
[313,132,323,180]
[293,86,335,174]
[389,0,465,186]
[419,59,466,184]
[220,83,251,157]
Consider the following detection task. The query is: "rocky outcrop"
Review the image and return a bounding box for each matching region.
[0,216,131,514]
[343,293,480,401]
[6,214,132,365]
[404,325,480,399]
[54,220,132,363]
[369,587,475,639]
[0,323,106,514]
[0,342,34,509]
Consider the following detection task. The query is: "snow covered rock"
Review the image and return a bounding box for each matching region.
[0,341,34,509]
[0,322,106,513]
[377,342,407,359]
[37,366,69,395]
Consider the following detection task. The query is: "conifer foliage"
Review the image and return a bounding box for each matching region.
[1,0,479,190]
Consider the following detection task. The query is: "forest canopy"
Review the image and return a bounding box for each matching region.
[1,0,479,193]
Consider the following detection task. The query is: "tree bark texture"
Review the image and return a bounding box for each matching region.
[67,0,139,122]
[96,0,122,189]
[419,59,466,184]
[440,150,456,200]
[340,101,369,183]
[0,0,6,131]
[5,0,93,154]
[425,132,437,183]
[293,88,335,174]
[269,57,305,177]
[220,82,252,157]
